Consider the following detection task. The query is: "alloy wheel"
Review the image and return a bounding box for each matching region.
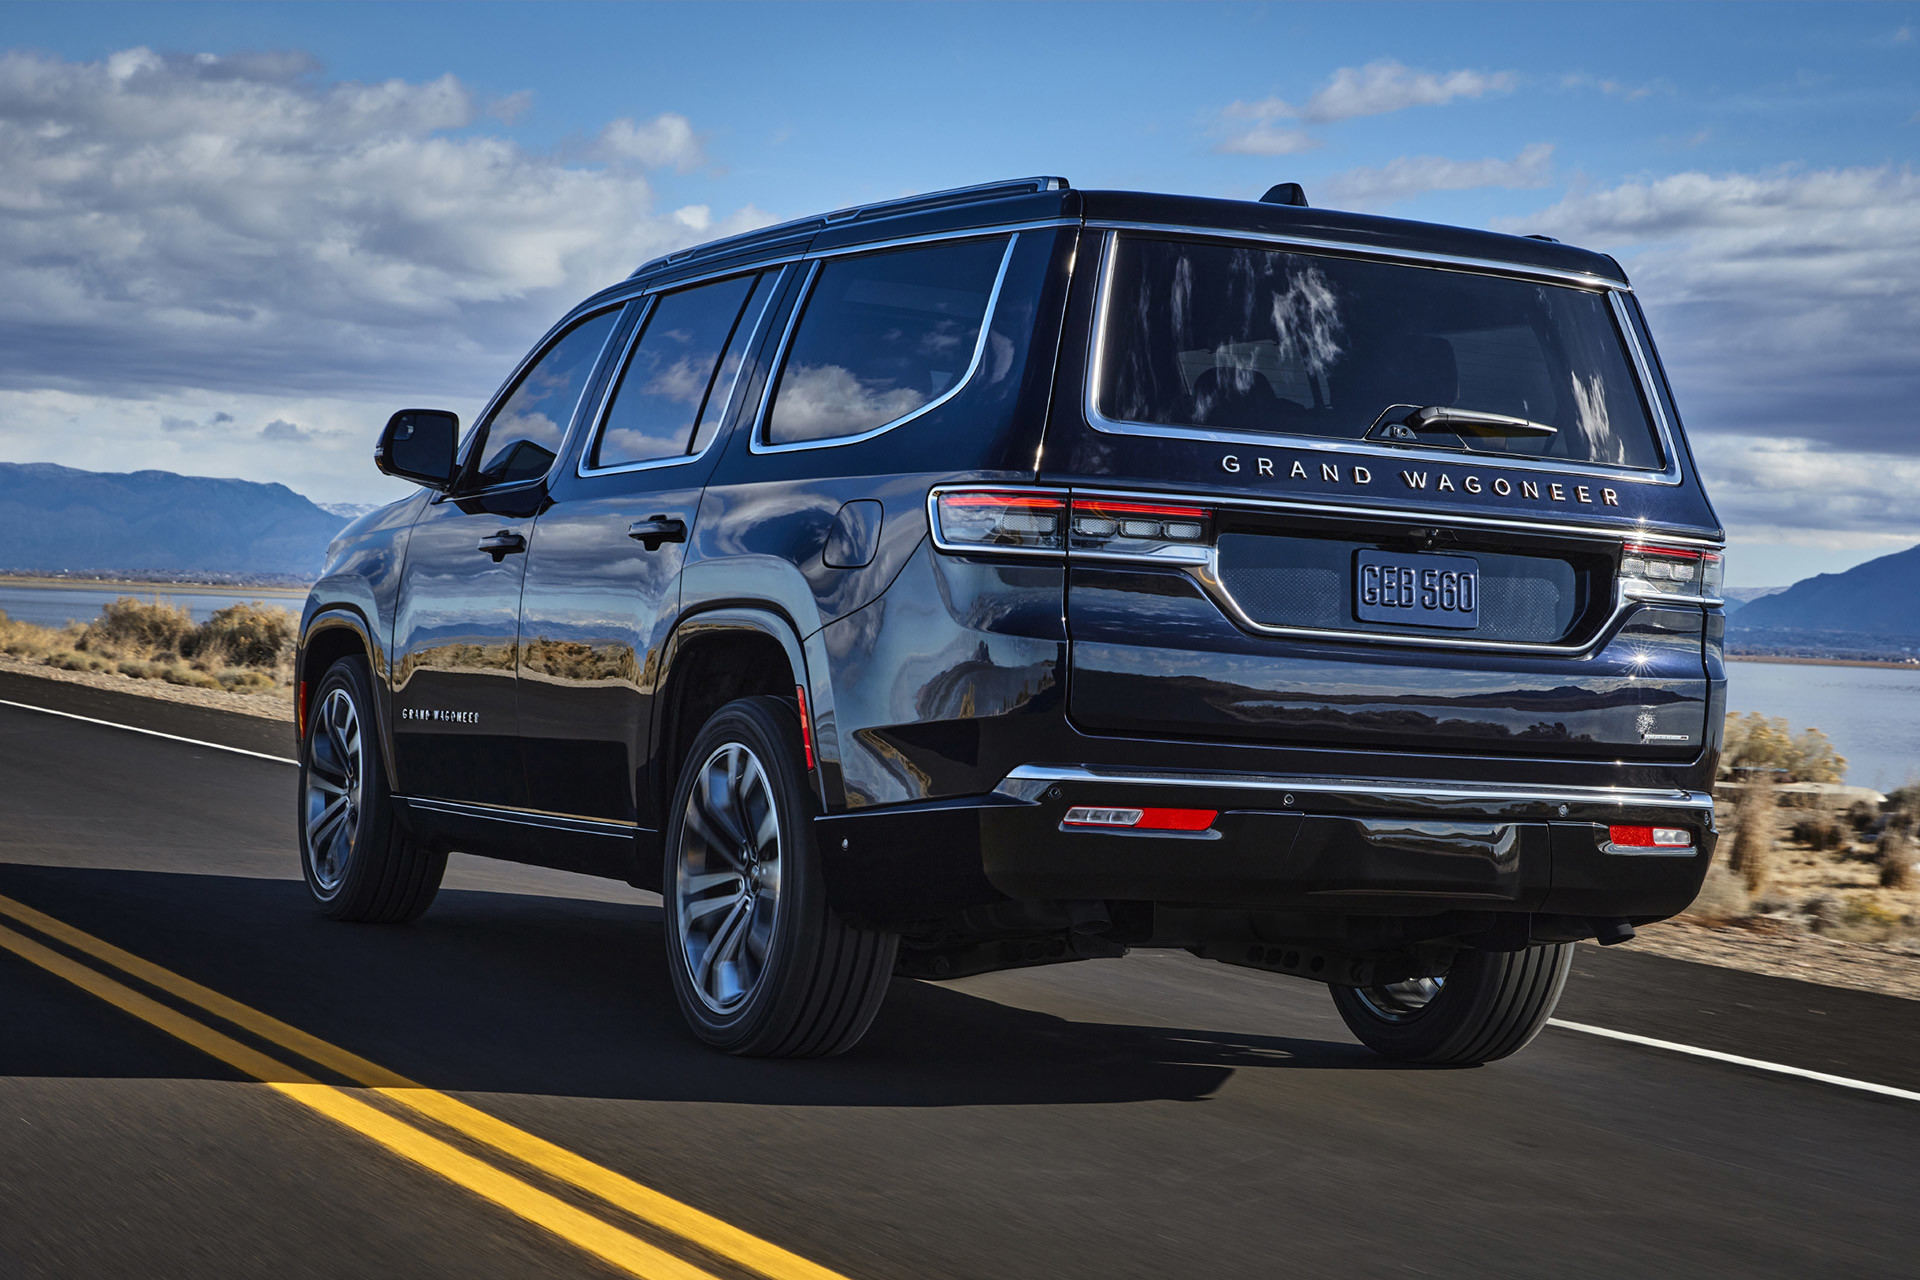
[304,686,365,893]
[674,743,783,1013]
[1352,976,1446,1022]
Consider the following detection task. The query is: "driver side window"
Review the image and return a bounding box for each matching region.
[465,307,622,490]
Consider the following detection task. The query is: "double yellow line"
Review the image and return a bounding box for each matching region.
[0,892,850,1280]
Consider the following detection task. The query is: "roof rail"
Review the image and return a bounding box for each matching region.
[630,175,1070,279]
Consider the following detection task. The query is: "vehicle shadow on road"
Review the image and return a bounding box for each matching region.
[0,863,1412,1107]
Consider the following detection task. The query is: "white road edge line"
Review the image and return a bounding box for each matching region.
[1548,1018,1920,1102]
[4,690,1916,1105]
[0,698,298,766]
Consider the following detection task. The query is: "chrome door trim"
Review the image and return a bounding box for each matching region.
[401,795,639,837]
[1078,231,1689,488]
[750,233,1020,455]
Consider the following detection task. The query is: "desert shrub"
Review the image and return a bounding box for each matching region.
[1802,893,1846,933]
[1720,712,1847,783]
[1847,800,1879,831]
[216,668,275,692]
[1687,865,1752,922]
[116,659,164,679]
[1790,813,1846,851]
[1727,779,1777,896]
[82,596,195,657]
[0,610,74,660]
[160,664,220,689]
[50,650,112,673]
[1881,829,1918,891]
[185,602,296,669]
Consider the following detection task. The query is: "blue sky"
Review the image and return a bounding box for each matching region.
[1,1,1917,585]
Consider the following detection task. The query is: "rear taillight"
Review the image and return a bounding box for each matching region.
[1608,824,1693,849]
[1070,499,1214,561]
[929,487,1217,562]
[931,489,1067,555]
[1620,543,1724,602]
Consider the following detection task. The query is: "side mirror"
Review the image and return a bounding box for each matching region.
[375,409,459,490]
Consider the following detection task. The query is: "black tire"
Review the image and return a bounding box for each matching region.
[298,656,446,923]
[663,696,897,1057]
[1329,944,1573,1065]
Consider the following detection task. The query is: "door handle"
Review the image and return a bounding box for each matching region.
[477,530,526,562]
[628,517,687,551]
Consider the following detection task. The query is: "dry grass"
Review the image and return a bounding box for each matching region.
[0,597,297,696]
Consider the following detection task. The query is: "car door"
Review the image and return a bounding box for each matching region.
[516,270,782,870]
[390,305,623,820]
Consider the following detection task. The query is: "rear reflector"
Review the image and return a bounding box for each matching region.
[1063,805,1218,831]
[1609,824,1692,848]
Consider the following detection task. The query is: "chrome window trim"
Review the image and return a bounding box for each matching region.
[1079,230,1688,488]
[401,795,639,837]
[996,764,1714,813]
[751,233,1020,455]
[443,300,633,503]
[802,218,1071,259]
[575,264,790,479]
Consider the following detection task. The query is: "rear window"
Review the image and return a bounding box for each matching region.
[1095,237,1663,470]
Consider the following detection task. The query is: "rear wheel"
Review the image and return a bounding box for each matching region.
[663,696,897,1057]
[299,656,446,922]
[1330,944,1573,1065]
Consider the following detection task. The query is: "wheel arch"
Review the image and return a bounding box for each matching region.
[650,606,827,839]
[298,607,399,794]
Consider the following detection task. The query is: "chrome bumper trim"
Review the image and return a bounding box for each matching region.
[995,764,1714,815]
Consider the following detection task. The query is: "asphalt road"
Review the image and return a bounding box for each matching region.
[3,677,1919,1279]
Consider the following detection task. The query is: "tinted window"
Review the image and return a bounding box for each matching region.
[591,273,762,469]
[470,308,621,488]
[765,237,1008,445]
[1098,237,1662,470]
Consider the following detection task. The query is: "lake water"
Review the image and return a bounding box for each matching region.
[0,584,307,628]
[1726,660,1920,794]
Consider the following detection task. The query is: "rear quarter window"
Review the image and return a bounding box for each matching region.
[764,236,1011,446]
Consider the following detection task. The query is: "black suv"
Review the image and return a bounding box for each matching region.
[298,176,1724,1064]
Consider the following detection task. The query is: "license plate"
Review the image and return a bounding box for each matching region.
[1354,551,1479,629]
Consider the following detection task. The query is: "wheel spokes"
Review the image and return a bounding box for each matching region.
[676,738,783,1014]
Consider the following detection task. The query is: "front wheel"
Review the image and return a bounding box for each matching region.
[1330,944,1573,1065]
[299,656,446,923]
[663,696,897,1057]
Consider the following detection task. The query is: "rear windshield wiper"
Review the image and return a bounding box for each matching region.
[1374,405,1558,442]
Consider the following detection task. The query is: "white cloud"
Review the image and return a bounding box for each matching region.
[0,47,765,501]
[1319,143,1555,208]
[596,113,704,171]
[1214,125,1319,157]
[1300,60,1516,123]
[1214,60,1515,154]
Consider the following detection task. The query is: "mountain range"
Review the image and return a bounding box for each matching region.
[0,462,354,579]
[1728,543,1920,657]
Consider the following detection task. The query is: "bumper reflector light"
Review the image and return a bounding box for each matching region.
[1608,824,1692,848]
[1063,806,1218,832]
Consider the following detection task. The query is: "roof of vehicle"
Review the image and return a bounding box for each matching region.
[625,175,1626,291]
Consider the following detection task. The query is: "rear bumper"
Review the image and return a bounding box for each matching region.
[818,763,1716,927]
